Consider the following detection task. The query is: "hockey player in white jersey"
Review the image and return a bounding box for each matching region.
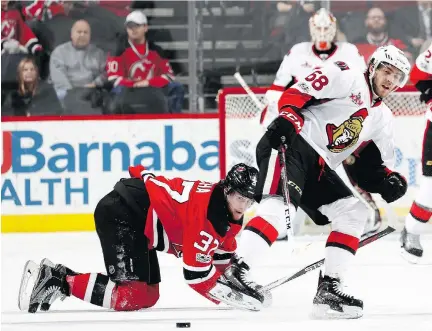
[222,45,410,319]
[401,44,432,263]
[262,8,382,237]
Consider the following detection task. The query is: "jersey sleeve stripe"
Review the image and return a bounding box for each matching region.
[213,252,233,263]
[214,248,235,254]
[151,209,159,248]
[161,227,170,253]
[269,84,286,92]
[184,265,216,284]
[183,263,212,272]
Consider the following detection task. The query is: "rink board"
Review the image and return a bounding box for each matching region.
[1,114,427,232]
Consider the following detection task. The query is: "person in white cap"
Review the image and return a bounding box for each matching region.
[105,10,184,113]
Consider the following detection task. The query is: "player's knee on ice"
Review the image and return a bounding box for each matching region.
[320,197,368,238]
[112,282,160,311]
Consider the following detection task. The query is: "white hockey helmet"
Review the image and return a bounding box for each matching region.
[368,45,411,88]
[309,8,337,50]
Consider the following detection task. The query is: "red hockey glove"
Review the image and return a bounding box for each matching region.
[128,165,146,179]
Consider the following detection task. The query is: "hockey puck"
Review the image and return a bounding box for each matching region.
[176,322,191,328]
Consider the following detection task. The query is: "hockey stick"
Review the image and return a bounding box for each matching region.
[262,226,395,292]
[234,72,266,111]
[278,137,294,240]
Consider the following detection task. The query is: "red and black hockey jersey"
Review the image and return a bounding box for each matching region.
[1,8,42,54]
[106,40,174,88]
[133,172,241,303]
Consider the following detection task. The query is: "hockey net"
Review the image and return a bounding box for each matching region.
[218,86,428,232]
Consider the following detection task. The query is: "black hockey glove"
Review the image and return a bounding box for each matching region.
[380,172,407,203]
[416,81,432,104]
[265,107,304,150]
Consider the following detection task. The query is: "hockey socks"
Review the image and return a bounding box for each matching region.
[66,273,159,311]
[405,201,432,235]
[324,231,360,278]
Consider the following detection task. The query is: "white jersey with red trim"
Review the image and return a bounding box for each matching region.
[262,42,366,128]
[278,61,395,170]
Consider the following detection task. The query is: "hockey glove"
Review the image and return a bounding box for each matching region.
[380,172,407,203]
[265,106,304,150]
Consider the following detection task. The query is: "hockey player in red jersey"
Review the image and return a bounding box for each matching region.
[400,44,432,262]
[1,1,42,55]
[19,163,268,313]
[224,45,410,319]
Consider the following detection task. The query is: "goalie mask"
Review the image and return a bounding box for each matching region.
[368,45,411,94]
[309,8,337,51]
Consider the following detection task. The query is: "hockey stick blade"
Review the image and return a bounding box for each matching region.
[262,226,395,292]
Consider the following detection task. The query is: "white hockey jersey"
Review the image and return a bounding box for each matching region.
[279,61,395,170]
[262,42,366,128]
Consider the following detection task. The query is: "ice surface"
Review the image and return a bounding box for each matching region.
[2,232,432,331]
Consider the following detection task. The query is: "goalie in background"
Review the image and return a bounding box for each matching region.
[401,43,432,263]
[19,163,270,313]
[261,7,383,238]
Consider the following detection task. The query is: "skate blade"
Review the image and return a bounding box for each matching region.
[18,260,39,311]
[400,248,421,264]
[209,283,262,312]
[311,304,363,320]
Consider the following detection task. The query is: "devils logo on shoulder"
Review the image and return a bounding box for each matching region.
[326,108,368,153]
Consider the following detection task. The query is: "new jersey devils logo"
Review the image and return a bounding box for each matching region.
[129,60,154,80]
[326,108,368,153]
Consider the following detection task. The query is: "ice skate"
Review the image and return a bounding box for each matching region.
[312,271,363,319]
[28,260,70,313]
[18,260,39,311]
[400,227,423,264]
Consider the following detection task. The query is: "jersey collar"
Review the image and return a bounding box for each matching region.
[363,72,383,107]
[312,43,338,60]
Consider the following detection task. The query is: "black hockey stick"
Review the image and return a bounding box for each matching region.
[262,226,395,292]
[278,137,293,236]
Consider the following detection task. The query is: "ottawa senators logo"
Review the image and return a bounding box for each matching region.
[326,108,368,153]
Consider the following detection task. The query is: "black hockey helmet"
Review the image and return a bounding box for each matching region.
[221,163,259,200]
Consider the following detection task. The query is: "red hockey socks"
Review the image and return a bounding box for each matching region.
[66,274,159,311]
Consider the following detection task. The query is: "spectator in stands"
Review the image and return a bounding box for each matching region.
[106,10,184,113]
[1,0,44,86]
[392,0,431,56]
[354,7,412,63]
[2,57,61,116]
[268,1,315,57]
[1,0,43,55]
[50,19,106,114]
